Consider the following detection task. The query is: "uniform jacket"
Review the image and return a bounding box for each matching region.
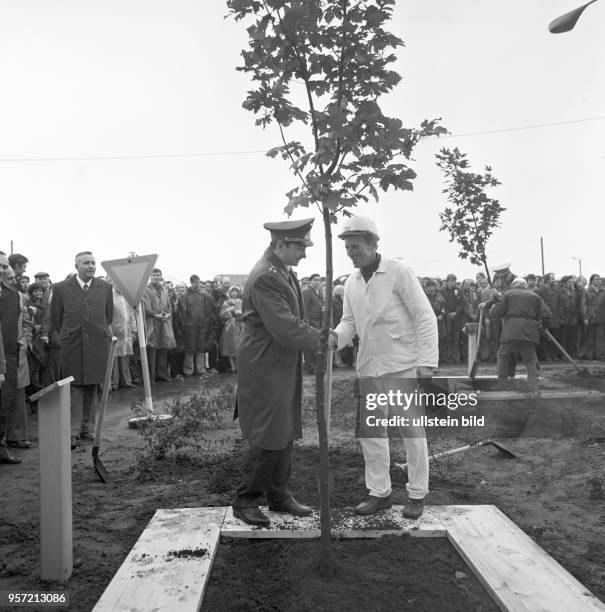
[236,248,320,450]
[490,289,552,345]
[142,284,176,349]
[335,257,438,376]
[302,286,323,329]
[50,276,113,385]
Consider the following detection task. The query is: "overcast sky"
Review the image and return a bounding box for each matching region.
[1,1,603,284]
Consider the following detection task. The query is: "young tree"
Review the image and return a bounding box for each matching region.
[435,147,505,285]
[227,0,445,574]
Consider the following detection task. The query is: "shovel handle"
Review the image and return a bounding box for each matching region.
[94,337,118,448]
[541,328,583,374]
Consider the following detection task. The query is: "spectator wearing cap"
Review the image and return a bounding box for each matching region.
[489,277,551,388]
[181,275,215,376]
[333,215,437,520]
[440,273,467,364]
[142,268,176,382]
[17,275,30,296]
[302,273,324,374]
[232,217,327,528]
[492,263,517,292]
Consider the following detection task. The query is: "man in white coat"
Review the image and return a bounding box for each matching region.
[333,215,438,519]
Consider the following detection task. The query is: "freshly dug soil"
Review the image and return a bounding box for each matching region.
[203,536,499,612]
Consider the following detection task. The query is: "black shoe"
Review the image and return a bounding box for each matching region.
[354,495,392,515]
[70,436,80,450]
[232,507,270,527]
[6,440,32,449]
[0,453,22,464]
[402,497,425,519]
[268,497,313,517]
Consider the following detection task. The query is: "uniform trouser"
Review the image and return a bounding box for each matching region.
[112,356,133,387]
[70,384,98,437]
[146,347,169,381]
[183,351,206,375]
[497,341,538,384]
[360,368,429,500]
[232,441,293,509]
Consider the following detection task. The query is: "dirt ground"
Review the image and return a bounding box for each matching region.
[1,362,604,611]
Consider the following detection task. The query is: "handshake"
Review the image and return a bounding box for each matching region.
[326,329,339,351]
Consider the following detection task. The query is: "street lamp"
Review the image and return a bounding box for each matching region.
[571,256,582,276]
[549,0,599,33]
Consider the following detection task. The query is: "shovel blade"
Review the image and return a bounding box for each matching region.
[483,440,517,459]
[92,446,109,483]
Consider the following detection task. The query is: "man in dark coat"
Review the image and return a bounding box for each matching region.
[232,218,333,528]
[301,272,323,373]
[51,252,113,448]
[490,278,551,388]
[181,275,215,375]
[0,251,23,464]
[440,273,467,363]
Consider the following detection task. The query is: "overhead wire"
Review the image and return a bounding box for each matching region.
[0,116,603,163]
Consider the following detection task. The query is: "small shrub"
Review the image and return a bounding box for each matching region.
[132,383,235,466]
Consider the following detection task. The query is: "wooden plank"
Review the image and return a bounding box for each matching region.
[479,390,603,401]
[447,505,605,612]
[221,505,458,539]
[93,507,226,612]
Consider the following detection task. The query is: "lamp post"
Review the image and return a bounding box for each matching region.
[572,256,582,276]
[549,0,599,33]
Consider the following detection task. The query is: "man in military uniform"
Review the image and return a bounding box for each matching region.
[232,218,335,527]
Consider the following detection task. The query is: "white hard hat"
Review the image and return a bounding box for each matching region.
[337,215,380,240]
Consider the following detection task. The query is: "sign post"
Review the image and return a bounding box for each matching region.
[101,254,158,415]
[29,377,75,583]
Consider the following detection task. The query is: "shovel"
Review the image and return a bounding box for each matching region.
[395,439,516,473]
[93,336,118,483]
[469,308,484,380]
[542,329,605,389]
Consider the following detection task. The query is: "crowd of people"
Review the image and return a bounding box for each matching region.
[1,246,604,465]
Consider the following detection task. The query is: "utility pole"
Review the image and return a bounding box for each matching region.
[10,240,14,255]
[540,237,545,276]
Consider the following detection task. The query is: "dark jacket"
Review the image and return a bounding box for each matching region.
[302,286,323,329]
[50,276,113,385]
[535,285,561,328]
[490,288,552,345]
[181,288,216,352]
[236,248,320,450]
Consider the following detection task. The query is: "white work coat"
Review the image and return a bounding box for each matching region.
[335,257,438,376]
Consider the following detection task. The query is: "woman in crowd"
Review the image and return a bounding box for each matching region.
[219,286,243,373]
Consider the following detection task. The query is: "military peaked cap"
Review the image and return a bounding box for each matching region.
[264,217,314,247]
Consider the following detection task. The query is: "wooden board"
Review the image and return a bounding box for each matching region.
[94,505,605,611]
[93,507,226,612]
[447,505,605,612]
[221,505,451,539]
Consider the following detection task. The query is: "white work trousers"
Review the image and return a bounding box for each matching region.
[360,367,429,500]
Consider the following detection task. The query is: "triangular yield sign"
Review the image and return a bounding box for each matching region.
[101,254,158,308]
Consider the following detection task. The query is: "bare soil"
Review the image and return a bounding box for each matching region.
[1,363,604,612]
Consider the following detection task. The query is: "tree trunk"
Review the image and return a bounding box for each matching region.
[314,205,333,576]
